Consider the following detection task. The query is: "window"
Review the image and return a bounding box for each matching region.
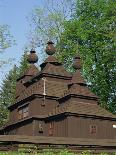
[90,125,97,134]
[49,122,54,136]
[18,106,29,120]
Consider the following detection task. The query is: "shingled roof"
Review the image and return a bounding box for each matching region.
[48,101,116,119]
[41,62,71,77]
[66,84,98,98]
[60,71,98,100]
[70,70,86,84]
[40,56,62,68]
[59,55,98,100]
[23,64,39,76]
[17,64,39,81]
[15,54,72,103]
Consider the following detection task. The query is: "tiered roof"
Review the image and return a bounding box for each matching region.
[49,101,116,119]
[59,54,98,100]
[9,42,116,121]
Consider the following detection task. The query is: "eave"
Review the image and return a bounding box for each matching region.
[1,111,116,132]
[46,112,116,121]
[8,94,59,110]
[0,115,47,131]
[58,94,98,102]
[24,72,72,86]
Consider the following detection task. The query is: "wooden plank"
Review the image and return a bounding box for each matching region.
[0,135,116,147]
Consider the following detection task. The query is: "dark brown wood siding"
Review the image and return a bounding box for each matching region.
[9,109,18,123]
[32,120,45,136]
[68,116,116,139]
[45,116,68,137]
[7,120,33,136]
[30,98,58,116]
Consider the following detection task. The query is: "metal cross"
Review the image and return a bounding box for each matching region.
[42,77,47,96]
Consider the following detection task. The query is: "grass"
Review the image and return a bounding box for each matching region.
[0,150,116,155]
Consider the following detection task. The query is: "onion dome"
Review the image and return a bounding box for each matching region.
[27,49,38,64]
[73,54,81,70]
[45,41,56,55]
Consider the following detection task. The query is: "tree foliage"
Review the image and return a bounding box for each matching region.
[0,24,15,67]
[0,25,13,52]
[0,51,29,126]
[0,65,18,126]
[58,0,116,113]
[28,0,75,48]
[29,0,116,113]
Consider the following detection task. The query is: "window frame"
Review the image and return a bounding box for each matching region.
[18,105,29,120]
[90,125,97,134]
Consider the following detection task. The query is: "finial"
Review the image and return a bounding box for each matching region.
[27,49,38,64]
[73,54,82,70]
[45,41,56,55]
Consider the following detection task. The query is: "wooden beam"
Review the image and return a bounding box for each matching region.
[0,135,116,147]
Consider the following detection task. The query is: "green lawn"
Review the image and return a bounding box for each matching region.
[0,150,115,155]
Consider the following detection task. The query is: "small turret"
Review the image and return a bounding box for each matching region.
[27,49,38,64]
[45,41,56,55]
[72,54,81,70]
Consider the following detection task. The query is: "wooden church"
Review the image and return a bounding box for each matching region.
[0,42,116,149]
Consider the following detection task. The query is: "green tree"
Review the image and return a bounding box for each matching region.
[58,0,116,113]
[18,49,29,76]
[0,24,15,67]
[0,65,18,126]
[28,0,75,48]
[28,0,115,113]
[0,51,29,126]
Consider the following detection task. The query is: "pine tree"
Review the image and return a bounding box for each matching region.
[0,51,29,126]
[0,65,18,126]
[18,49,29,76]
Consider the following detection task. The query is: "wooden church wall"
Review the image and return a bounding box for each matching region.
[45,116,68,137]
[9,108,18,123]
[30,98,58,116]
[14,121,33,136]
[67,116,116,139]
[9,100,30,123]
[7,119,33,136]
[31,120,45,136]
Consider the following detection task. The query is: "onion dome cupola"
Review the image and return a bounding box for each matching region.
[60,54,98,101]
[40,41,61,69]
[40,41,71,78]
[70,54,86,85]
[45,41,56,55]
[73,54,82,70]
[16,49,39,99]
[27,49,38,64]
[24,49,39,77]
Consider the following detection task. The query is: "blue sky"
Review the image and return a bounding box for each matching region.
[0,0,45,86]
